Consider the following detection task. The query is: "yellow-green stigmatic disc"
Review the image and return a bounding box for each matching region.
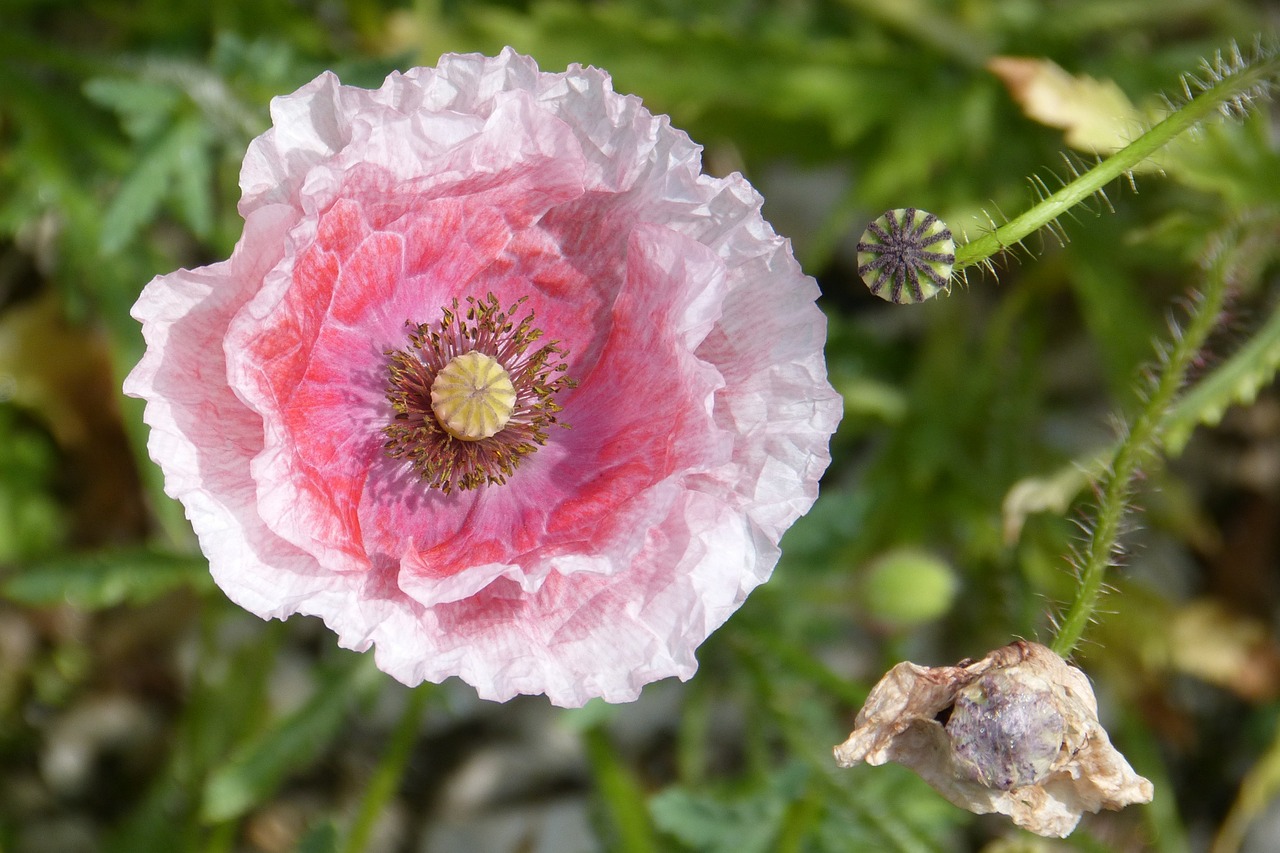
[430,351,517,441]
[857,208,955,304]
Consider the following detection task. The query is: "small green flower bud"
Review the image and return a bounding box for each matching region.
[861,548,958,627]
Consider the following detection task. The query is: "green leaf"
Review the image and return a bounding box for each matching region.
[99,116,210,254]
[1164,211,1280,455]
[1164,298,1280,455]
[819,764,963,853]
[0,407,62,562]
[83,76,183,140]
[298,821,340,853]
[650,765,807,853]
[0,547,212,608]
[584,725,660,853]
[459,1,901,162]
[1166,114,1280,208]
[200,655,375,824]
[173,120,215,238]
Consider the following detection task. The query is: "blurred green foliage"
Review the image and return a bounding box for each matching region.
[1,1,1279,851]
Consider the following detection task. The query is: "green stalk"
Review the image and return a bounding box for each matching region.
[342,685,432,853]
[955,47,1279,273]
[584,725,659,853]
[1049,230,1237,657]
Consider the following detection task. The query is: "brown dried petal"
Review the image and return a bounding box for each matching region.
[833,641,1153,838]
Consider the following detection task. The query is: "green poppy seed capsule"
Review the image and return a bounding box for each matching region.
[430,351,517,441]
[857,208,955,304]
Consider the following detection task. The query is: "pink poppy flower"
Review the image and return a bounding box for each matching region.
[124,48,841,707]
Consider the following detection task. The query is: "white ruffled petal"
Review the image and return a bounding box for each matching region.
[126,49,841,708]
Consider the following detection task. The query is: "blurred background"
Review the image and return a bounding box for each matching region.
[2,1,1280,851]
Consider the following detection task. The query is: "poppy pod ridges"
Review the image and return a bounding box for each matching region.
[857,208,955,304]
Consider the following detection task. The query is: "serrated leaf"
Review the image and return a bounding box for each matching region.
[83,77,183,140]
[1162,211,1280,454]
[650,765,807,853]
[172,122,215,238]
[1164,298,1280,455]
[460,1,902,162]
[1165,115,1280,208]
[200,656,375,824]
[0,547,212,608]
[99,116,207,255]
[820,764,965,853]
[1001,292,1280,542]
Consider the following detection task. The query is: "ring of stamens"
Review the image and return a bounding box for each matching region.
[382,294,574,493]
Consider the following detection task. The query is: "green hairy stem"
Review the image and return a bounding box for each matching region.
[1049,225,1243,657]
[955,44,1278,273]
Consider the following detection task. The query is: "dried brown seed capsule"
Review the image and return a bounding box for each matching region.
[833,641,1153,838]
[946,670,1067,791]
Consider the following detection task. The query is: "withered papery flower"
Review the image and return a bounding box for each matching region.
[833,641,1153,837]
[124,49,841,707]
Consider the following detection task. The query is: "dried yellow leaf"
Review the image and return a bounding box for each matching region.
[988,57,1142,155]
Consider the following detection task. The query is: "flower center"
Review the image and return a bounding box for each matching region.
[382,294,574,494]
[430,351,517,441]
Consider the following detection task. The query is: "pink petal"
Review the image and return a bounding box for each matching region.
[124,205,357,617]
[126,49,843,707]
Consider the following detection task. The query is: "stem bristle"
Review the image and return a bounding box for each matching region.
[955,37,1278,280]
